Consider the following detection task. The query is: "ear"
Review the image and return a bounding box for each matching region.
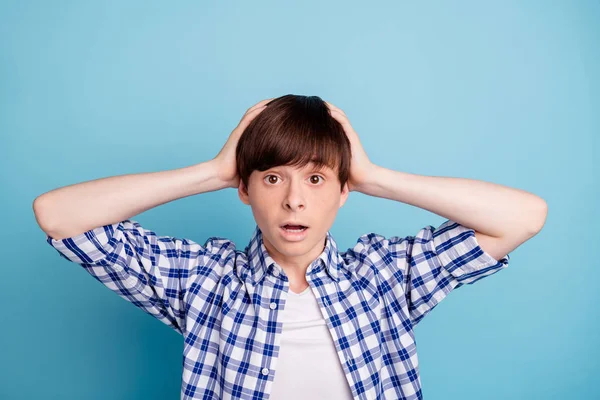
[339,182,350,208]
[238,180,251,205]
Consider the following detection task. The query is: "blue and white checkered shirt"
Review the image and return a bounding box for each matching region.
[46,219,510,399]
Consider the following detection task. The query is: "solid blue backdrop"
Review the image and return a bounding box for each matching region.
[1,1,597,399]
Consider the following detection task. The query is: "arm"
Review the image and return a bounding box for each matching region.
[324,101,548,261]
[33,97,274,240]
[33,160,225,240]
[325,101,546,326]
[35,99,272,335]
[354,165,548,261]
[34,161,226,334]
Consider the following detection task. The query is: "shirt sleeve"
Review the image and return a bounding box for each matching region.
[375,219,510,327]
[45,219,219,335]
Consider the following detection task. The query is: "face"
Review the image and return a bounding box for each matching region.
[238,162,349,276]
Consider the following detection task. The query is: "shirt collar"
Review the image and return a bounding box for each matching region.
[245,225,343,285]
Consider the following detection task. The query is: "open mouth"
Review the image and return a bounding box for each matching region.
[281,224,308,232]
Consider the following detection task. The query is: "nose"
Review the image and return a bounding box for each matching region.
[283,179,305,211]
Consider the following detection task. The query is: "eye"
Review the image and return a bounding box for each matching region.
[309,175,324,184]
[264,175,279,185]
[263,175,325,185]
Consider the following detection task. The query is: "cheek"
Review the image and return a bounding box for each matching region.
[321,191,340,207]
[250,198,278,222]
[324,196,342,215]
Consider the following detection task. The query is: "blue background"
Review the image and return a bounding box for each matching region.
[1,1,598,399]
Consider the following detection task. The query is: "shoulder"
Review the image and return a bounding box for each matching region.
[340,231,407,277]
[345,230,420,257]
[201,236,237,254]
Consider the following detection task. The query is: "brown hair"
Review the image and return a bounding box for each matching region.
[236,94,352,192]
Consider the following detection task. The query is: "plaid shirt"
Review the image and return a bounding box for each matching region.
[46,219,510,399]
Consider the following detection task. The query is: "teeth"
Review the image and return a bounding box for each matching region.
[283,227,306,232]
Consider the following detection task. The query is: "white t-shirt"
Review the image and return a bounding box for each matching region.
[269,285,355,399]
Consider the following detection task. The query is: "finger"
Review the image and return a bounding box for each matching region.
[256,97,275,107]
[247,98,275,113]
[238,104,268,126]
[325,101,345,115]
[328,109,356,134]
[329,108,349,124]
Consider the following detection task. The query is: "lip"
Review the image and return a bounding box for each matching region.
[279,226,309,241]
[280,221,309,228]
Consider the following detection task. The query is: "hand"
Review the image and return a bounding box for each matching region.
[325,101,376,192]
[212,98,273,188]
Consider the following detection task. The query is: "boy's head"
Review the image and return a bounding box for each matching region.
[236,94,352,271]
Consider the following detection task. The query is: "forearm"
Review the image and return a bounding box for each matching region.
[358,164,547,238]
[33,160,226,240]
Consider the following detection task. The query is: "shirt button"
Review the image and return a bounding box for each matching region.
[269,302,277,310]
[261,367,269,375]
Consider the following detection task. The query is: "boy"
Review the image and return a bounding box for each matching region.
[33,95,547,399]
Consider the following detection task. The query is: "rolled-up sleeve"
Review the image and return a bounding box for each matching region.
[373,219,510,327]
[46,219,212,335]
